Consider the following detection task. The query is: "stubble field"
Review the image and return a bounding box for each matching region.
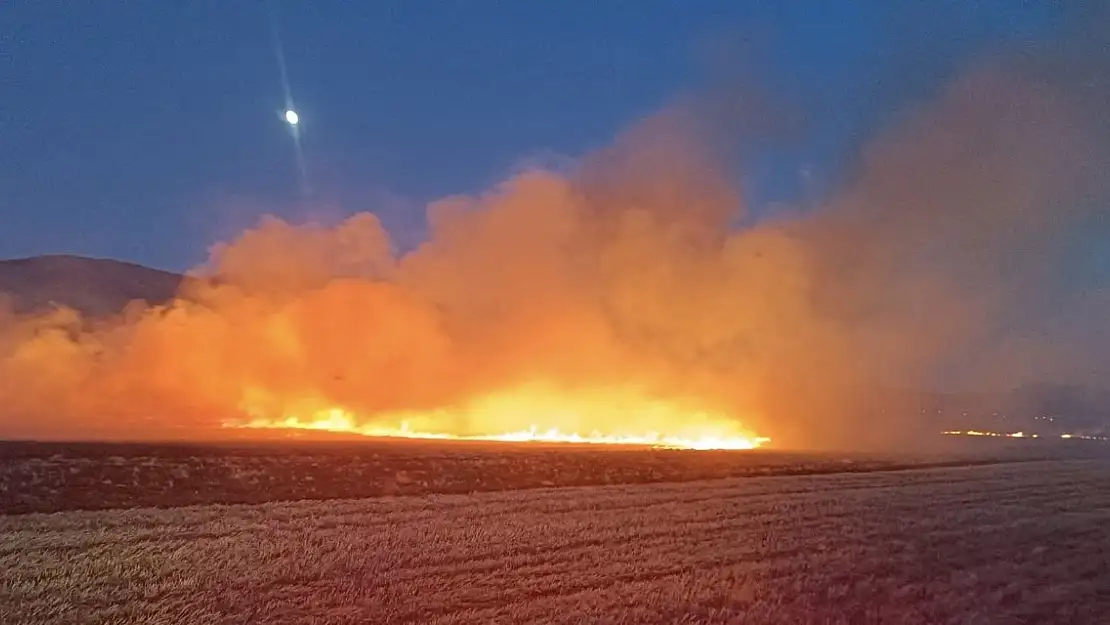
[2,453,1109,624]
[0,437,1067,515]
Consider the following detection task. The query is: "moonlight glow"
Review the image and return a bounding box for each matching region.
[284,109,299,126]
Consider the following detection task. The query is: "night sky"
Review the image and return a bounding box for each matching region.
[2,2,1065,272]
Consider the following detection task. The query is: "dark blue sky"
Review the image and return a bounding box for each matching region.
[2,2,1064,271]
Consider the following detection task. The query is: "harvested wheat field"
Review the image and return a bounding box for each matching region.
[0,439,1052,515]
[2,459,1109,624]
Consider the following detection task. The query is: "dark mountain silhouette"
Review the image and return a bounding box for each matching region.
[0,255,184,317]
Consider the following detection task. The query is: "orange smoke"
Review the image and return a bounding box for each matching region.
[1,41,1109,450]
[0,133,777,447]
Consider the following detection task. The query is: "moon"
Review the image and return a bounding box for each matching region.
[284,109,299,126]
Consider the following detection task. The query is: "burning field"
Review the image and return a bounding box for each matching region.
[6,56,1110,450]
[2,20,1110,451]
[1,16,1109,625]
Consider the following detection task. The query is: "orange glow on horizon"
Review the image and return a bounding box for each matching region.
[226,383,770,450]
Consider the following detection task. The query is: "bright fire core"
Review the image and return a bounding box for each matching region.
[227,384,770,450]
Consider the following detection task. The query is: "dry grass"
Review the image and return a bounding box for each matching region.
[0,439,1056,514]
[2,460,1108,624]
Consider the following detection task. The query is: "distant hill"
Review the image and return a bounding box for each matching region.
[0,255,184,317]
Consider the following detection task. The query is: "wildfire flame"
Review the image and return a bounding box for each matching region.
[942,430,1108,442]
[227,383,769,450]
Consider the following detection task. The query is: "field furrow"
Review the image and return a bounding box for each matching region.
[2,460,1109,624]
[2,457,1110,621]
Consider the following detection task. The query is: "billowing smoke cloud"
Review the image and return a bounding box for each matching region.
[1,30,1108,449]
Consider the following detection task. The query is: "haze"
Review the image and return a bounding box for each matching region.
[1,6,1108,450]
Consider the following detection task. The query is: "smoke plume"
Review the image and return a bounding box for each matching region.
[2,32,1108,449]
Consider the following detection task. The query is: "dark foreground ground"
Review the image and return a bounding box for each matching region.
[0,436,1092,515]
[2,459,1109,624]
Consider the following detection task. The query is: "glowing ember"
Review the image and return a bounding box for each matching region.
[943,430,1108,442]
[226,383,769,450]
[941,429,1038,438]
